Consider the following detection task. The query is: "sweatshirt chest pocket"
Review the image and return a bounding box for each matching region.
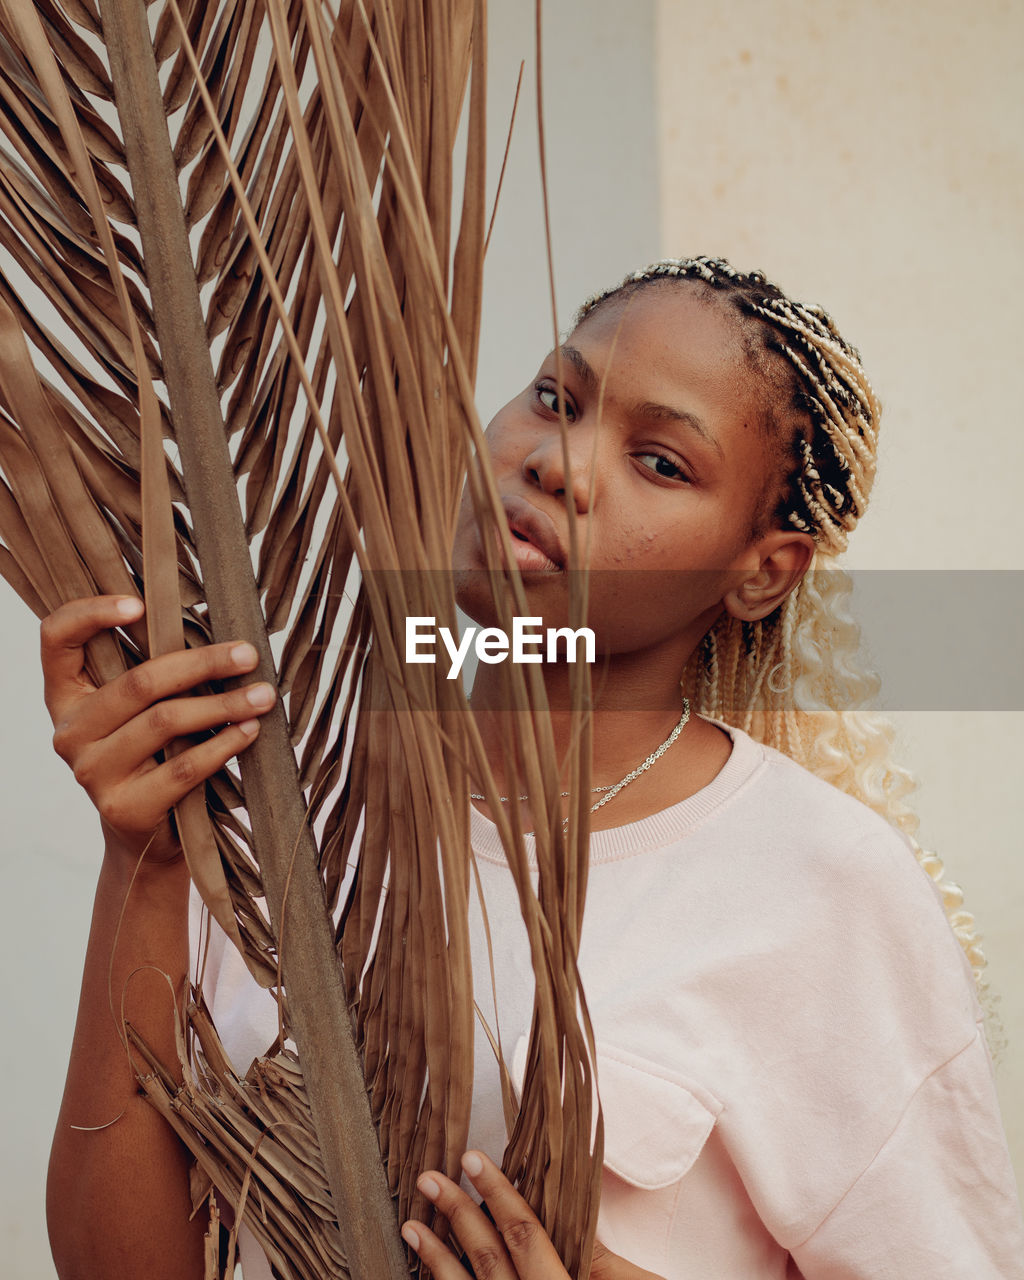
[595,1046,725,1273]
[509,1036,721,1187]
[596,1046,721,1189]
[508,1038,723,1274]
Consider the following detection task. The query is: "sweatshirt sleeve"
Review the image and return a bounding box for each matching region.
[790,1028,1024,1280]
[696,756,1024,1276]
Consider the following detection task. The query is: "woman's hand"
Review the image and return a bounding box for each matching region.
[41,595,276,865]
[402,1150,666,1280]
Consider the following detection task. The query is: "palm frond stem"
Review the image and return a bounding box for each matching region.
[95,0,409,1269]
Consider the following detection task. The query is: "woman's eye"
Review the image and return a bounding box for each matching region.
[535,382,576,421]
[635,452,689,482]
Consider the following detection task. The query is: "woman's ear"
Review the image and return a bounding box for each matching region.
[722,530,816,622]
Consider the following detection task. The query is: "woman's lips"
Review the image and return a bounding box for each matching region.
[500,495,566,571]
[505,531,561,571]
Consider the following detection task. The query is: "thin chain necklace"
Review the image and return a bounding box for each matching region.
[470,694,691,829]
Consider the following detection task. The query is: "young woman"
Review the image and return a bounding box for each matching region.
[43,259,1024,1279]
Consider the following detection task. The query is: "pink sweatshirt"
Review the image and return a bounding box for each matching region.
[195,723,1024,1278]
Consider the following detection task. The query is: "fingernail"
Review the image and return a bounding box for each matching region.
[401,1223,420,1250]
[461,1151,484,1177]
[230,642,258,669]
[417,1174,440,1201]
[245,683,276,709]
[238,719,260,737]
[115,597,144,619]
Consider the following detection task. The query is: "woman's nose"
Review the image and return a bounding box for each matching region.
[523,431,595,512]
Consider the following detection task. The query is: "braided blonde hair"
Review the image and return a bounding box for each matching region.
[577,257,986,984]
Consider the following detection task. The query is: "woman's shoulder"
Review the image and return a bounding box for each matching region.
[719,721,916,865]
[590,717,933,913]
[704,723,973,975]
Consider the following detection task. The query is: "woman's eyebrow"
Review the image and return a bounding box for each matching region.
[557,343,599,391]
[633,400,723,456]
[558,343,722,456]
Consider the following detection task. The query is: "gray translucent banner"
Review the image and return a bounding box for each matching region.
[846,571,1023,711]
[362,569,1024,711]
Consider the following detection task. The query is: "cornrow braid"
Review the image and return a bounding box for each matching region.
[574,257,988,997]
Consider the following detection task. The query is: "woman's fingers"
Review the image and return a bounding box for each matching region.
[40,595,276,858]
[458,1152,567,1277]
[96,719,263,836]
[403,1152,568,1280]
[401,1157,663,1280]
[41,596,264,742]
[402,1170,513,1280]
[40,595,144,718]
[68,681,276,791]
[400,1217,487,1280]
[52,638,262,749]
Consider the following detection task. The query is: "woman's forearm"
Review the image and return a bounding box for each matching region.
[38,597,274,1278]
[46,846,205,1280]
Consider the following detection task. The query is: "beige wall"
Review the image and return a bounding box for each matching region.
[656,0,1023,1185]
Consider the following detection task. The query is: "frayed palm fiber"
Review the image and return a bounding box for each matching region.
[0,0,601,1275]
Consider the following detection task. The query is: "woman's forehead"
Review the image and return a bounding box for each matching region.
[570,277,738,347]
[560,283,757,411]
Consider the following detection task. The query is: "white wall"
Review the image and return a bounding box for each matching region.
[656,0,1023,1186]
[478,3,659,417]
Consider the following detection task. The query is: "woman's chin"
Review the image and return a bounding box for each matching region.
[452,569,501,629]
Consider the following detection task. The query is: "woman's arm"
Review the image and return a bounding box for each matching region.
[41,596,275,1280]
[789,1027,1024,1280]
[47,843,204,1279]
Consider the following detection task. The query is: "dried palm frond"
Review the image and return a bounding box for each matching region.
[0,0,601,1274]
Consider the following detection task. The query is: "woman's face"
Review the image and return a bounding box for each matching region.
[452,283,787,664]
